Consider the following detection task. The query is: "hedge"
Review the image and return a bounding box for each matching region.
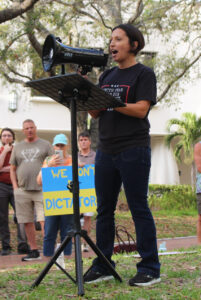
[148,184,197,211]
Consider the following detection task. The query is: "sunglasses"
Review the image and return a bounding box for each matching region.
[55,144,65,147]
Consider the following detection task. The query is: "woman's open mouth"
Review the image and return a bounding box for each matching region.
[111,49,118,55]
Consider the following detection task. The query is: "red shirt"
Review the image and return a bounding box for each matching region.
[0,146,12,184]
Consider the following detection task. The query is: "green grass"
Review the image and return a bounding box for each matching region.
[3,195,200,299]
[116,188,198,239]
[152,209,197,217]
[0,246,200,299]
[8,203,198,255]
[115,210,197,239]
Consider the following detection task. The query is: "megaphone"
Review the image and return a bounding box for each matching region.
[42,34,108,73]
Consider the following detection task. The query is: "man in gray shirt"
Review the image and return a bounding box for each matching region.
[10,119,54,261]
[78,131,96,252]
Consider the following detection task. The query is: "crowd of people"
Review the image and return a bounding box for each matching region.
[4,23,201,288]
[0,119,94,261]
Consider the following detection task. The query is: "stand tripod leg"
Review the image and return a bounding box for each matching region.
[31,236,72,288]
[31,88,122,296]
[55,261,76,284]
[74,233,84,296]
[81,230,122,282]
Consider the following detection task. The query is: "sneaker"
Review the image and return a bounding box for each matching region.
[1,248,11,256]
[18,243,30,254]
[84,267,113,283]
[129,272,161,287]
[18,247,30,255]
[81,243,89,252]
[21,249,41,261]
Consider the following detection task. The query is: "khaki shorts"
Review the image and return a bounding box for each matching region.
[14,188,44,223]
[197,193,201,215]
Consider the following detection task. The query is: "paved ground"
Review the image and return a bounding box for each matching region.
[0,236,198,270]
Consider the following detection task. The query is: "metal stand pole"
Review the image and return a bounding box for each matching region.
[70,88,84,295]
[31,88,122,296]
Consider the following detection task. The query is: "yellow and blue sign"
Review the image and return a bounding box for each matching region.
[42,164,96,216]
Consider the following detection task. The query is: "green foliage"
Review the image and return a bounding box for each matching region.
[165,112,201,164]
[1,0,201,106]
[118,184,197,213]
[149,184,197,211]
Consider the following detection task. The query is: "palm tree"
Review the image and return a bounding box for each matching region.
[165,112,201,163]
[165,112,201,185]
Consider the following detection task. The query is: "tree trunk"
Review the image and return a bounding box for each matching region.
[89,117,99,151]
[77,111,88,135]
[76,111,99,150]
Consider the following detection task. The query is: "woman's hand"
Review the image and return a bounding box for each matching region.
[3,144,13,153]
[48,154,63,167]
[114,100,151,119]
[88,110,101,119]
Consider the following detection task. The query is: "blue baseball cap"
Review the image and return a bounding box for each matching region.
[53,134,68,145]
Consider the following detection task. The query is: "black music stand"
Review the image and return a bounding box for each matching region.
[26,73,124,296]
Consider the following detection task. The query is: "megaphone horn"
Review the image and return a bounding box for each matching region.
[42,34,108,72]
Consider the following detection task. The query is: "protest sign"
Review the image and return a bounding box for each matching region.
[42,164,96,216]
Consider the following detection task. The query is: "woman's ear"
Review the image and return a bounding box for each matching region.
[131,41,138,51]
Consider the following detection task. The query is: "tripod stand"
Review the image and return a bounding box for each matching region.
[26,73,125,296]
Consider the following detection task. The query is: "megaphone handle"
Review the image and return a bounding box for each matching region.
[61,64,65,74]
[77,65,92,75]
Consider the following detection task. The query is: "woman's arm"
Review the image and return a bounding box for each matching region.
[36,159,49,186]
[37,155,61,185]
[114,100,151,118]
[0,145,12,169]
[0,166,10,173]
[36,170,42,186]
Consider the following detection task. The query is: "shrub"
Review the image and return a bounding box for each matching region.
[117,184,197,212]
[148,184,197,211]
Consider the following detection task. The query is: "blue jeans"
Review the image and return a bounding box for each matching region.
[93,147,160,277]
[43,214,73,256]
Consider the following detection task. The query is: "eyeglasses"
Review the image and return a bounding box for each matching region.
[55,144,65,147]
[1,134,13,138]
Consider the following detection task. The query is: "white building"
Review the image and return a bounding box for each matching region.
[0,32,200,186]
[150,78,201,185]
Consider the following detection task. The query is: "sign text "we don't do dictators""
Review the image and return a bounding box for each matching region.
[42,164,96,216]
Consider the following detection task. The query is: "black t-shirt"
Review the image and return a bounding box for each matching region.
[98,63,157,154]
